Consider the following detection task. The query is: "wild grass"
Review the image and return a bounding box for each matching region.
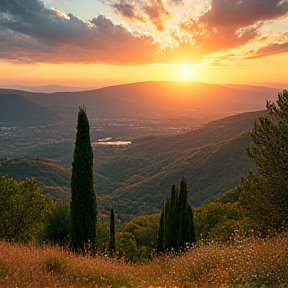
[0,233,287,287]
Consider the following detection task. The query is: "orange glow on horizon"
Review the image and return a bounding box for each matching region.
[0,52,287,88]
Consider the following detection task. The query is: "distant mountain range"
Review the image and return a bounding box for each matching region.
[0,81,283,221]
[23,81,280,119]
[0,92,60,124]
[0,81,279,124]
[0,85,97,93]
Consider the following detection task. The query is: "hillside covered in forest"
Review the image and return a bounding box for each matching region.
[0,109,265,221]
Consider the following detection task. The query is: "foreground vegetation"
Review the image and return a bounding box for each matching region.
[0,232,287,288]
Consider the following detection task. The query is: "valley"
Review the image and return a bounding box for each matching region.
[0,81,280,221]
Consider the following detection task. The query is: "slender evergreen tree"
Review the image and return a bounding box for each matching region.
[70,107,97,252]
[109,207,116,257]
[157,176,195,253]
[169,184,179,249]
[178,176,188,248]
[164,198,171,250]
[157,211,164,253]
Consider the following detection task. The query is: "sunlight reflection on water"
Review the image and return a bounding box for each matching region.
[92,141,131,146]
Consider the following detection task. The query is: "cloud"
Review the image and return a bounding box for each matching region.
[112,2,145,22]
[200,31,288,67]
[200,0,288,28]
[179,19,259,55]
[108,0,170,31]
[172,0,288,62]
[143,0,170,31]
[248,37,288,59]
[0,0,288,65]
[0,0,158,64]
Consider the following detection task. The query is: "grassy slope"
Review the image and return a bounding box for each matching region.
[0,233,287,287]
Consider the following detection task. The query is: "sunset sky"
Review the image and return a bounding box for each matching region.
[0,0,288,87]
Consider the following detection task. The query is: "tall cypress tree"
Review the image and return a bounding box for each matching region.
[70,107,97,252]
[109,207,116,257]
[164,198,171,250]
[178,176,188,248]
[170,184,179,249]
[157,211,165,253]
[157,176,195,253]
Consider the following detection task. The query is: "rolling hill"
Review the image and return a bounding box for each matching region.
[0,158,71,201]
[0,92,60,124]
[96,111,264,221]
[23,81,278,121]
[0,110,266,221]
[0,110,263,221]
[1,81,279,168]
[0,81,279,221]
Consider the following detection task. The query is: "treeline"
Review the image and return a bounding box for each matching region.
[0,90,288,262]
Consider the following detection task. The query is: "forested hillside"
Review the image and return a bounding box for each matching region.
[0,110,264,221]
[97,111,264,220]
[0,158,71,201]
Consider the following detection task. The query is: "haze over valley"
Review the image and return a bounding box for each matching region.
[0,81,282,220]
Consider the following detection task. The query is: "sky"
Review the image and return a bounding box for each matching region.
[0,0,288,87]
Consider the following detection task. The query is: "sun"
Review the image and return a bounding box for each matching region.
[182,68,191,77]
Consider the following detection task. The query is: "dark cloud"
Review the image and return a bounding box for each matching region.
[0,0,158,64]
[180,19,259,56]
[200,0,288,28]
[0,0,287,66]
[109,0,170,31]
[176,0,288,60]
[113,2,144,22]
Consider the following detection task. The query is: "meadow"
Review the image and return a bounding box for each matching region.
[0,232,287,288]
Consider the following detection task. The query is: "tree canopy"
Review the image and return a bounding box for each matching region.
[240,90,288,233]
[41,200,71,246]
[0,175,52,242]
[109,207,116,256]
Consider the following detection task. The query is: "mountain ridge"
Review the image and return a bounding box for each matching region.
[0,93,60,124]
[94,110,265,220]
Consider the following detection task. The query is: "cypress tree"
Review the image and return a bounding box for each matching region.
[178,176,188,248]
[170,184,179,249]
[70,107,97,252]
[109,207,116,257]
[164,198,171,250]
[157,211,164,253]
[240,90,288,233]
[157,176,195,253]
